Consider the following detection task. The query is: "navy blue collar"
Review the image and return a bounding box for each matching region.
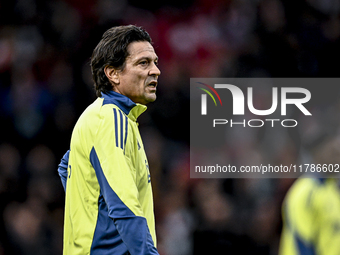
[102,90,136,115]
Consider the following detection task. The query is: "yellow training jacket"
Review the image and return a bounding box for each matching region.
[58,90,158,255]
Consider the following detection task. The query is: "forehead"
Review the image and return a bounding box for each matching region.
[126,41,157,60]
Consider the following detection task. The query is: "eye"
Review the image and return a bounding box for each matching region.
[139,60,148,66]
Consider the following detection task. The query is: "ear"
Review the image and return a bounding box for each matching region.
[104,66,120,85]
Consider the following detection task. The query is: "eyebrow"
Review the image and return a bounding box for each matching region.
[135,55,159,63]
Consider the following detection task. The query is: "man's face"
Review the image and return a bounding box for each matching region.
[113,41,160,105]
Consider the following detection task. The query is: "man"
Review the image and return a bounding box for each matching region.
[279,137,340,255]
[58,25,161,255]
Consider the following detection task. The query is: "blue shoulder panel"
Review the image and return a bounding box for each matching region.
[89,147,135,218]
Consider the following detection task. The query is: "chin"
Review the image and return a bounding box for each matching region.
[145,94,157,103]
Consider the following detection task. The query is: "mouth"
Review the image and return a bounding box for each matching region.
[147,80,158,89]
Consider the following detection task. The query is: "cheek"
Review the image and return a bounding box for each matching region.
[129,78,145,96]
[120,70,147,95]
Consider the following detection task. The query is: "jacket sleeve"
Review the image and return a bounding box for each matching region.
[90,108,158,255]
[58,150,70,191]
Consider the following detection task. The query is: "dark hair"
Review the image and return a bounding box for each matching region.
[91,25,152,97]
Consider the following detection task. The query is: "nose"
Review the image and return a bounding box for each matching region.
[149,62,161,77]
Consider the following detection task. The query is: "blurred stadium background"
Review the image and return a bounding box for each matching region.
[1,0,340,254]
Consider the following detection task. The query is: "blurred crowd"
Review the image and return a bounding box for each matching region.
[1,0,340,254]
